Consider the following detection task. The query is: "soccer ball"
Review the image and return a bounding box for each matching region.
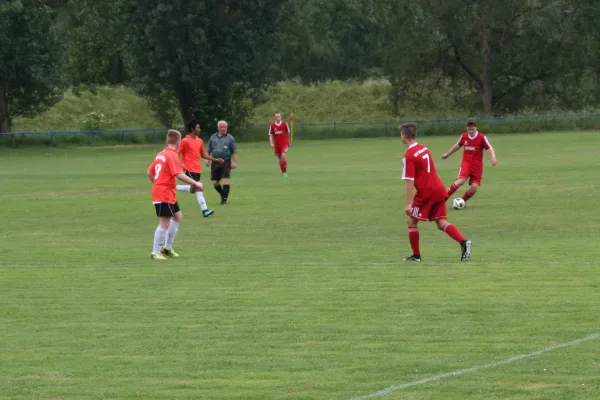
[453,198,466,210]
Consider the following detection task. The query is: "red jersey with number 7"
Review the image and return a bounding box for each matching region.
[402,142,447,201]
[148,147,181,204]
[456,131,492,167]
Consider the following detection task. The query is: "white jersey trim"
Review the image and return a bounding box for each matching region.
[402,157,415,181]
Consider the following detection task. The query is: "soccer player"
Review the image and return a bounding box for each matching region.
[400,122,472,262]
[268,112,290,177]
[175,119,224,218]
[147,129,203,260]
[205,120,238,205]
[442,118,497,204]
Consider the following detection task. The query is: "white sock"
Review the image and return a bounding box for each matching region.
[176,185,191,193]
[165,220,180,249]
[196,191,208,211]
[153,226,167,254]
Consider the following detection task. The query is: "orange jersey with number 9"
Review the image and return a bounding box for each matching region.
[148,147,181,204]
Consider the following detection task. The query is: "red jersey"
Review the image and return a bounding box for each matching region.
[402,142,447,201]
[268,121,290,144]
[148,147,181,204]
[178,135,205,173]
[456,131,492,166]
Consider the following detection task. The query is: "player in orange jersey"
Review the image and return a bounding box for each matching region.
[400,123,471,262]
[442,118,497,205]
[176,120,224,217]
[268,112,290,177]
[147,129,203,260]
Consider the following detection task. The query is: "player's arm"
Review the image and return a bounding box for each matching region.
[202,149,224,164]
[176,172,202,189]
[230,139,238,168]
[268,126,274,148]
[487,147,497,166]
[441,143,461,159]
[147,164,155,183]
[402,156,415,215]
[205,139,213,167]
[483,136,497,166]
[404,180,416,215]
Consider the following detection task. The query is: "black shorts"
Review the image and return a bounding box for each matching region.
[211,160,231,181]
[154,202,180,217]
[184,170,201,181]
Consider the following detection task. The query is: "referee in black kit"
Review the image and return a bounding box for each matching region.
[205,120,239,205]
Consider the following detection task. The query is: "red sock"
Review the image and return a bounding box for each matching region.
[408,226,420,255]
[443,224,465,243]
[280,159,287,173]
[462,189,474,202]
[447,183,459,197]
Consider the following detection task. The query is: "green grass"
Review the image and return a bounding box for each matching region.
[1,132,599,399]
[13,86,162,132]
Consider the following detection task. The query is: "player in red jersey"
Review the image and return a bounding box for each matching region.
[176,120,224,218]
[400,123,472,262]
[442,118,497,204]
[147,129,203,260]
[268,112,290,177]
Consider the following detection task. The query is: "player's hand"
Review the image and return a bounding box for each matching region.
[205,160,210,167]
[231,161,237,169]
[216,158,225,164]
[491,157,497,167]
[404,204,413,216]
[270,143,274,148]
[441,153,449,159]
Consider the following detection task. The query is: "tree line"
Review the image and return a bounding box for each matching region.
[1,0,599,133]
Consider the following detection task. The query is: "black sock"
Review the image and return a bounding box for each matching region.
[222,184,230,200]
[213,184,223,197]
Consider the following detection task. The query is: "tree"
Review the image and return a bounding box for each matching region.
[280,0,385,83]
[0,0,66,132]
[112,0,286,132]
[377,0,591,115]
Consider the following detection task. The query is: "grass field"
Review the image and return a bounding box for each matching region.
[1,132,599,400]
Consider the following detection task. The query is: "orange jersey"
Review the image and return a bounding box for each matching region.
[178,135,205,173]
[148,147,181,204]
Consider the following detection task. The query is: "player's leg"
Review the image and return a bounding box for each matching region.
[152,203,174,259]
[162,205,182,257]
[211,163,225,201]
[447,165,468,197]
[404,198,427,261]
[220,161,232,205]
[461,170,481,202]
[280,146,288,177]
[404,215,421,261]
[190,172,214,217]
[435,209,471,262]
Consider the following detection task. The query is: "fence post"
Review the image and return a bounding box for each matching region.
[333,121,336,131]
[11,133,16,148]
[87,133,91,145]
[121,130,125,145]
[50,132,54,146]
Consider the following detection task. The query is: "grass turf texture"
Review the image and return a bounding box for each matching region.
[1,132,599,400]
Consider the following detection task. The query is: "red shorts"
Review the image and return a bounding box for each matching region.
[410,195,447,222]
[458,162,483,185]
[274,142,289,156]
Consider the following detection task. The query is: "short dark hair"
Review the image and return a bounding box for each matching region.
[187,119,199,132]
[400,122,418,139]
[466,118,477,127]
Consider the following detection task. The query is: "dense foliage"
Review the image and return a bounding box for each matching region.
[1,0,599,132]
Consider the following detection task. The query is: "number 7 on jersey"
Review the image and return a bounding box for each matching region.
[422,154,430,173]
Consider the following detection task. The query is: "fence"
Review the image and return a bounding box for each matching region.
[2,112,600,147]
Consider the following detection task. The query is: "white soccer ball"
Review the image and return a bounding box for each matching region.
[453,198,466,210]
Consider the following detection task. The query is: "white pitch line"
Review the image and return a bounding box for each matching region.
[350,332,600,400]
